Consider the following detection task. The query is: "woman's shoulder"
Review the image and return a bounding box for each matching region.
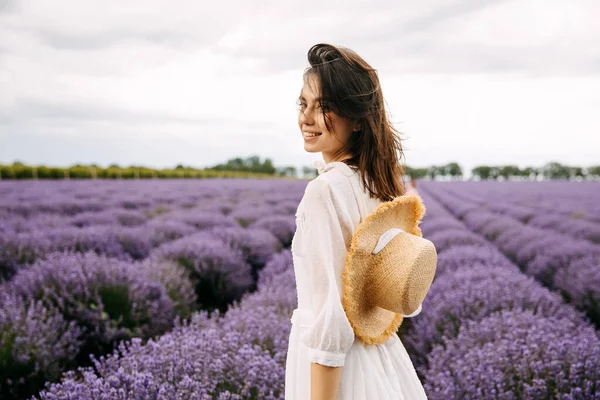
[309,170,355,204]
[298,176,357,243]
[302,171,361,225]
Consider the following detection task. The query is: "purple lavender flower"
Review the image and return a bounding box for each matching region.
[35,312,286,399]
[0,292,83,399]
[403,266,587,368]
[1,212,70,233]
[527,240,600,288]
[70,208,148,228]
[145,219,197,244]
[420,217,464,237]
[228,206,275,228]
[554,254,600,325]
[0,230,54,281]
[423,309,600,399]
[136,257,197,321]
[33,245,297,400]
[528,213,600,244]
[208,226,282,270]
[426,228,488,253]
[154,209,239,231]
[435,244,517,276]
[462,211,518,241]
[7,251,175,366]
[49,225,130,260]
[248,215,296,247]
[256,249,295,290]
[151,233,254,313]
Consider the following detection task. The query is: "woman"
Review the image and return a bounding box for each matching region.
[284,43,428,399]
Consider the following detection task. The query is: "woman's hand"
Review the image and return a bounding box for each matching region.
[310,362,343,400]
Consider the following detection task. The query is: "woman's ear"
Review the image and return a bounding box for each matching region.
[352,120,361,132]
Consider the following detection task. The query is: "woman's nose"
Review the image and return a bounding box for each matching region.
[298,107,315,125]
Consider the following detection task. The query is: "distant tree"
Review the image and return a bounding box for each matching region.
[446,162,462,179]
[274,166,296,177]
[472,165,492,180]
[206,155,276,174]
[588,166,600,177]
[498,165,520,180]
[490,166,502,180]
[285,166,296,177]
[261,158,276,174]
[570,166,585,179]
[245,155,261,169]
[419,168,429,179]
[302,166,317,179]
[521,166,535,179]
[427,165,439,180]
[228,157,245,169]
[412,167,429,179]
[541,161,570,179]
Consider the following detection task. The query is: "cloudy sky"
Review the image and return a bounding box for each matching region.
[0,0,598,177]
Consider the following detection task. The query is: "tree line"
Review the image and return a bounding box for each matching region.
[405,161,600,180]
[1,158,598,181]
[0,159,280,180]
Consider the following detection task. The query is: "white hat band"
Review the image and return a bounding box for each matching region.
[372,228,404,255]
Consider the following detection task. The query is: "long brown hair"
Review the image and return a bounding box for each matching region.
[304,43,406,202]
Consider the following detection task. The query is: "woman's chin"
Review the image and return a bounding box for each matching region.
[303,145,320,153]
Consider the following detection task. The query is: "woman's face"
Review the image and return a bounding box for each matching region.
[297,73,358,163]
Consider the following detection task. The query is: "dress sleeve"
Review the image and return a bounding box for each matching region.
[296,179,355,367]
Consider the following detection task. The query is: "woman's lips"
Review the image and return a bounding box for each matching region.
[303,131,322,140]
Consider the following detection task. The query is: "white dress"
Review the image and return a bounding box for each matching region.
[284,160,428,400]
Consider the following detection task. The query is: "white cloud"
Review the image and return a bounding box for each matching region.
[0,0,598,175]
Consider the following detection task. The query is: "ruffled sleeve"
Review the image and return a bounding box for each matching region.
[296,179,355,367]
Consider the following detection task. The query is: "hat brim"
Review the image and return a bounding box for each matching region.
[342,194,427,345]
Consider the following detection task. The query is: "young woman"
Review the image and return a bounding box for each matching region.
[284,43,428,399]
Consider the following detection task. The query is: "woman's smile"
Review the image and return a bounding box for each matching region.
[303,131,322,140]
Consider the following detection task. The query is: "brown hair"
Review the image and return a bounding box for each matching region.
[303,43,406,202]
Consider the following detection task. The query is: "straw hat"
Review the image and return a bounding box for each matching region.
[341,194,438,345]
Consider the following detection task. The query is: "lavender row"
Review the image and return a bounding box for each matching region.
[0,179,301,282]
[425,308,600,399]
[405,190,600,399]
[419,182,600,327]
[0,206,295,283]
[148,226,283,312]
[33,250,298,399]
[0,179,304,218]
[426,180,600,223]
[0,252,180,399]
[1,225,286,399]
[425,181,600,243]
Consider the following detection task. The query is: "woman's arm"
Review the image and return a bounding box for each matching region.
[311,363,343,400]
[295,179,355,399]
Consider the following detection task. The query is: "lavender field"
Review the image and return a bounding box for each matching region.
[1,179,599,399]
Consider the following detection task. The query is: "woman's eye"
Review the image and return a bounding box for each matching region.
[296,100,328,112]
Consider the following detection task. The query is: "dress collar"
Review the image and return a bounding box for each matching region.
[312,159,356,177]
